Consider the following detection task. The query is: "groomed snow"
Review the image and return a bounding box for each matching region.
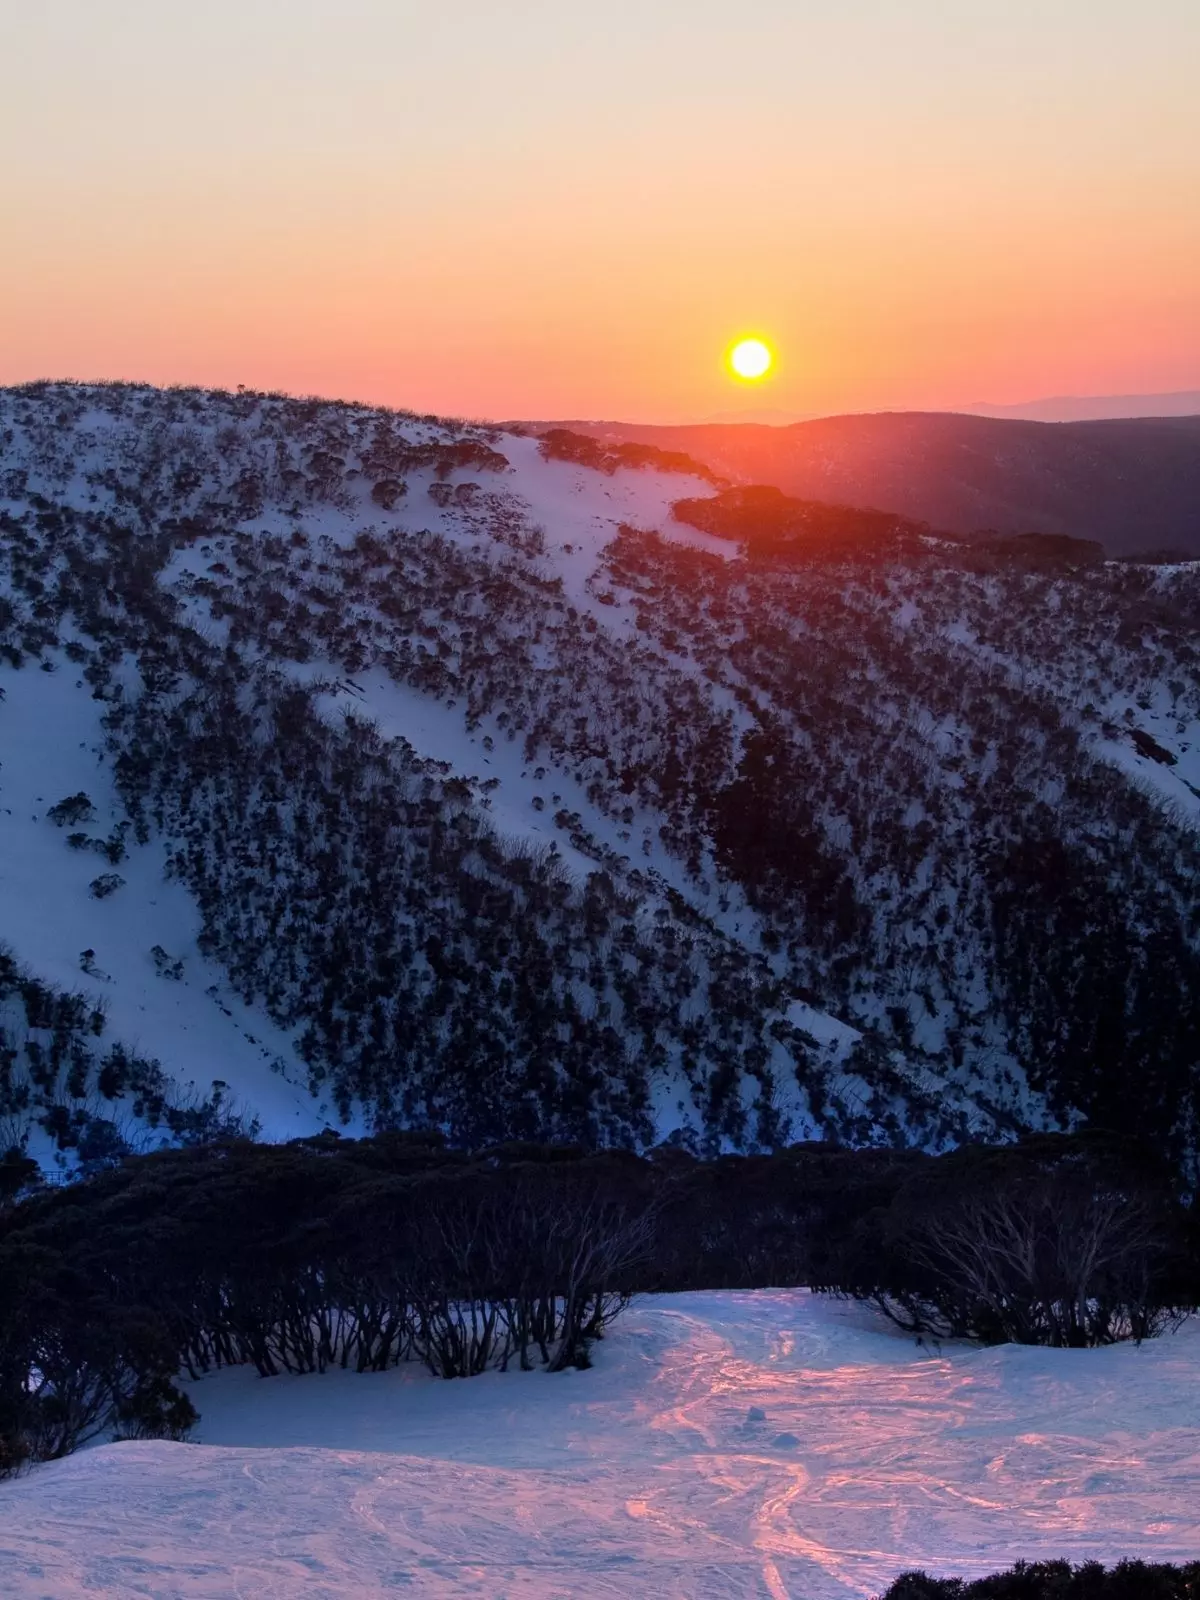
[6,1291,1199,1597]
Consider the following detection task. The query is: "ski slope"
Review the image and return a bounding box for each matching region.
[5,1291,1199,1598]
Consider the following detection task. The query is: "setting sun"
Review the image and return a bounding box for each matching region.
[729,338,774,382]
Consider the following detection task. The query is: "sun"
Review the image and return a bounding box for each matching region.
[728,337,773,382]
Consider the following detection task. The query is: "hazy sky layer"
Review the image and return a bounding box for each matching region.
[2,1,1198,420]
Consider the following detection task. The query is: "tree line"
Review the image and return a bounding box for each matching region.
[2,1130,1195,1476]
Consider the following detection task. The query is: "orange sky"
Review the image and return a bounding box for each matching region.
[2,2,1198,421]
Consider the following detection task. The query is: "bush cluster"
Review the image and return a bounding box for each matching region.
[538,427,722,482]
[672,483,935,560]
[833,1136,1193,1346]
[880,1559,1200,1598]
[0,1138,659,1473]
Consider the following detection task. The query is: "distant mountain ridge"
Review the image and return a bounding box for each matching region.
[964,390,1200,423]
[524,411,1200,558]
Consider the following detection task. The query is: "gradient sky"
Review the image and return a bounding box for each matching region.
[2,2,1198,421]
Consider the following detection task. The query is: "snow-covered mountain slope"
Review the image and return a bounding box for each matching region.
[6,1290,1200,1597]
[2,382,1199,1165]
[0,663,342,1152]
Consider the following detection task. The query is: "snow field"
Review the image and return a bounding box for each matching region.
[5,1291,1199,1598]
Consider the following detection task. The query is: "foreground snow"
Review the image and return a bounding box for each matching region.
[6,1291,1200,1598]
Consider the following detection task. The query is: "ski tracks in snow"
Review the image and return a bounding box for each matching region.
[5,1291,1200,1597]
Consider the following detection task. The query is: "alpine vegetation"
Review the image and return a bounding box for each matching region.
[1,381,1199,1167]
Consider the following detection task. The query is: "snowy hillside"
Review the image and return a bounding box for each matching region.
[2,382,1199,1166]
[6,1290,1200,1597]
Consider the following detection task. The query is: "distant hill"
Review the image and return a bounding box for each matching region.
[4,382,1200,1171]
[964,390,1200,423]
[525,412,1200,558]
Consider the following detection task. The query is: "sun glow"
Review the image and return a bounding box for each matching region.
[729,338,773,381]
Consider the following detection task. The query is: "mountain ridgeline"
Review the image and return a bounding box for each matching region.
[535,411,1200,559]
[1,383,1199,1170]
